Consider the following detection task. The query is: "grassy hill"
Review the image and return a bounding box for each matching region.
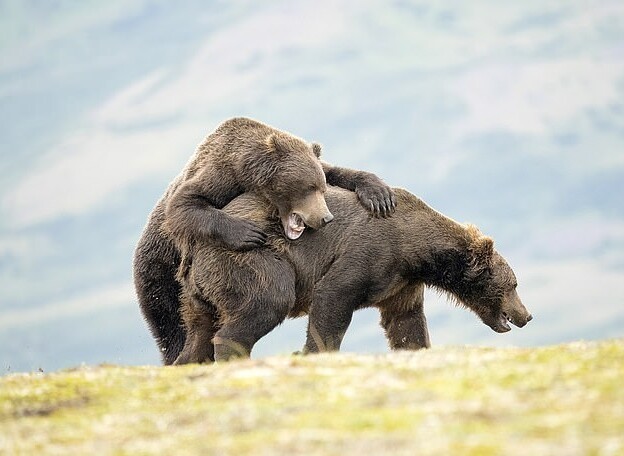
[1,340,622,455]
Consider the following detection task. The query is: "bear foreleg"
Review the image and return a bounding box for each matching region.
[378,283,431,350]
[303,272,363,353]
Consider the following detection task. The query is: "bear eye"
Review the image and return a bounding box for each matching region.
[308,184,317,191]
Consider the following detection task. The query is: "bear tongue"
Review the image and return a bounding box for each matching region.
[283,213,305,240]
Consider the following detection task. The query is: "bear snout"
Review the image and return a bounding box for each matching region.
[500,289,532,329]
[503,303,532,328]
[292,190,334,230]
[518,313,533,327]
[510,312,532,328]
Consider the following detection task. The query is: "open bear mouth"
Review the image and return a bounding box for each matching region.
[491,311,519,333]
[282,213,306,240]
[488,310,532,333]
[496,312,513,333]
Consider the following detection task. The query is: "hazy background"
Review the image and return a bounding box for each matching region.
[1,0,623,373]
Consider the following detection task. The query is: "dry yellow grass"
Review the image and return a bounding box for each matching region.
[1,339,622,455]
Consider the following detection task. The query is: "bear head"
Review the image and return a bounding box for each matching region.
[259,134,334,240]
[455,229,533,333]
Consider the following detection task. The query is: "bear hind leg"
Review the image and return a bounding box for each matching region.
[174,294,220,365]
[133,203,186,365]
[213,305,288,362]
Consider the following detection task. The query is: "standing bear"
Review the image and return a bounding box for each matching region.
[133,117,396,364]
[175,187,533,364]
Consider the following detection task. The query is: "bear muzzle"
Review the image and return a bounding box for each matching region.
[498,291,532,331]
[281,209,334,240]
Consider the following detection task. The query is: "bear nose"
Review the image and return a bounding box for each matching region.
[526,314,533,323]
[321,213,334,226]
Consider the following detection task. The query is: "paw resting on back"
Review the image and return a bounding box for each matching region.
[356,174,397,218]
[219,216,267,250]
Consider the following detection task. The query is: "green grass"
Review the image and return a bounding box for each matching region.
[1,340,622,455]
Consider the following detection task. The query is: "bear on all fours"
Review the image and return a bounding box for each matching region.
[175,186,533,364]
[133,117,396,364]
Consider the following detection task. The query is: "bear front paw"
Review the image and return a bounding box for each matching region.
[356,176,397,218]
[220,217,267,250]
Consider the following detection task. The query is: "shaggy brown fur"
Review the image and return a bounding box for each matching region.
[175,187,532,363]
[133,117,396,364]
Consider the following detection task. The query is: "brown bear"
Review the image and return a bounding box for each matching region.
[174,186,533,364]
[133,117,396,364]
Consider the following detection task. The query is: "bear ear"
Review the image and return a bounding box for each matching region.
[465,235,494,281]
[266,134,287,155]
[469,236,494,264]
[311,142,322,158]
